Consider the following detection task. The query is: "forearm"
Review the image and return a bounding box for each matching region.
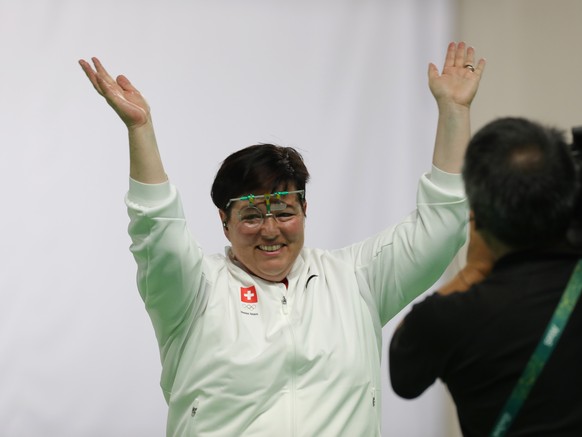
[432,103,471,174]
[438,265,485,295]
[438,222,495,295]
[128,119,168,183]
[428,42,484,173]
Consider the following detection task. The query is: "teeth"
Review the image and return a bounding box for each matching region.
[259,244,282,252]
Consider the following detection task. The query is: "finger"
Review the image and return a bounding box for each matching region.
[427,62,439,80]
[91,57,111,77]
[116,74,139,93]
[454,41,466,67]
[443,41,456,68]
[78,59,95,80]
[94,72,118,100]
[91,58,132,104]
[91,57,118,88]
[79,59,103,95]
[465,46,475,67]
[475,58,487,75]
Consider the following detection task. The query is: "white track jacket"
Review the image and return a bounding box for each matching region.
[126,167,467,436]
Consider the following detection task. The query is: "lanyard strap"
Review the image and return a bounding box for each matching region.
[490,260,582,437]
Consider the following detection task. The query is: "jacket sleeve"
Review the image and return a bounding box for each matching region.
[125,178,208,368]
[389,293,450,398]
[337,166,468,325]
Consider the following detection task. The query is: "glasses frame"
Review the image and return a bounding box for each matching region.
[225,190,305,229]
[225,190,305,212]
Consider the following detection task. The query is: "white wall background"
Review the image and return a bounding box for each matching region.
[458,0,582,136]
[0,1,462,436]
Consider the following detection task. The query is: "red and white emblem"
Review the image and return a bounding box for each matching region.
[240,285,258,303]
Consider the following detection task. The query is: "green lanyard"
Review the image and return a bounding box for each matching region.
[490,260,582,437]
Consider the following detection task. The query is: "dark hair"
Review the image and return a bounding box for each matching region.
[567,128,582,247]
[211,143,310,215]
[462,117,579,249]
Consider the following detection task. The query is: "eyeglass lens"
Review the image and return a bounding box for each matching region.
[238,203,299,228]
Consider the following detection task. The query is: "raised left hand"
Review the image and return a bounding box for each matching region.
[428,41,486,109]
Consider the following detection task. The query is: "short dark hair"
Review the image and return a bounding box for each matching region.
[462,117,579,249]
[568,133,582,246]
[211,143,310,214]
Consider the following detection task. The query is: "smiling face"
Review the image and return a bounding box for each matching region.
[220,187,306,282]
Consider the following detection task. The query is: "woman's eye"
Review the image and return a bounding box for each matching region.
[275,212,295,220]
[242,213,262,221]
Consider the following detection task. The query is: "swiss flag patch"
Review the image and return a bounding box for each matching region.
[240,286,258,303]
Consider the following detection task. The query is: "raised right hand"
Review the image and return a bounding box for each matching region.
[79,57,150,128]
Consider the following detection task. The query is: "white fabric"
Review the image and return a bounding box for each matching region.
[126,168,467,436]
[0,1,457,435]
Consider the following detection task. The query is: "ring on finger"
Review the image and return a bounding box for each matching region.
[463,64,475,72]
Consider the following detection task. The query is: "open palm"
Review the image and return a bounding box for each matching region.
[79,57,150,128]
[429,42,485,108]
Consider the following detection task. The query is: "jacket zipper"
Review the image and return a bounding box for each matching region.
[281,295,289,315]
[191,399,199,417]
[280,287,295,435]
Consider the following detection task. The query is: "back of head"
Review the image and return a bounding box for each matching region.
[463,117,579,249]
[211,143,310,213]
[567,130,582,247]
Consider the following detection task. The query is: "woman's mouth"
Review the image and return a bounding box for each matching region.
[258,244,283,252]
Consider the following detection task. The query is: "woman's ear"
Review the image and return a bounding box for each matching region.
[219,210,230,239]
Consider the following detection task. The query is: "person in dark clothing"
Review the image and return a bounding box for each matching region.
[389,117,582,436]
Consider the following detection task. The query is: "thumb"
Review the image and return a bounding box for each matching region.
[116,75,138,92]
[427,62,439,80]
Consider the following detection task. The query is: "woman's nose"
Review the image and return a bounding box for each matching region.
[260,214,280,235]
